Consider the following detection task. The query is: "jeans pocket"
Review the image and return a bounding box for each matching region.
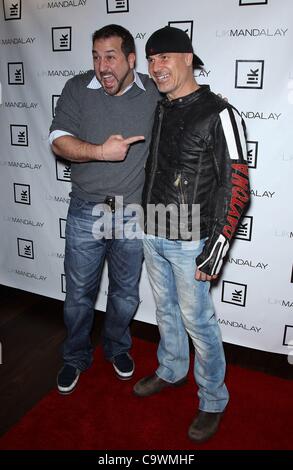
[69,195,87,211]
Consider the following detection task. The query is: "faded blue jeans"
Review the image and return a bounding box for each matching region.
[63,195,143,371]
[143,236,229,412]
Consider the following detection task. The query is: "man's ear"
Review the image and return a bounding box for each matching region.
[128,52,136,69]
[184,52,194,67]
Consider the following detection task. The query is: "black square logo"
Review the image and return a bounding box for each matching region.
[234,216,253,241]
[282,325,293,346]
[239,0,268,5]
[59,218,66,239]
[52,95,60,118]
[221,281,247,307]
[168,20,193,41]
[61,273,66,293]
[17,238,34,259]
[14,183,31,205]
[3,0,21,20]
[8,62,24,84]
[235,60,264,89]
[52,27,72,51]
[106,0,129,13]
[247,141,258,169]
[56,158,71,182]
[10,125,28,146]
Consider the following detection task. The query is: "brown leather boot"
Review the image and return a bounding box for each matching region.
[133,374,187,397]
[188,410,223,443]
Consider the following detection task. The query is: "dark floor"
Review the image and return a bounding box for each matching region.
[0,284,292,438]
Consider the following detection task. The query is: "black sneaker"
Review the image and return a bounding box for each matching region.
[112,353,134,380]
[57,365,80,394]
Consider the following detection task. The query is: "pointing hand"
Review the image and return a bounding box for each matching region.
[101,134,145,161]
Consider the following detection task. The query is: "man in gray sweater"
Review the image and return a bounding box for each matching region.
[50,24,160,394]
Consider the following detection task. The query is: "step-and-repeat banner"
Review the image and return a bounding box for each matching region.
[0,0,292,355]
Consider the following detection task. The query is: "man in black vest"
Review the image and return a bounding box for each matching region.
[134,26,250,443]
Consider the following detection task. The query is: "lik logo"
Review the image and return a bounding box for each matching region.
[10,125,28,146]
[168,20,193,40]
[3,0,21,20]
[247,141,258,169]
[56,158,71,182]
[234,216,253,241]
[17,238,34,259]
[14,183,31,205]
[61,273,66,293]
[221,281,247,307]
[52,27,72,52]
[239,0,268,5]
[235,60,264,89]
[8,62,24,84]
[106,0,129,14]
[52,95,60,117]
[59,218,66,239]
[282,325,293,347]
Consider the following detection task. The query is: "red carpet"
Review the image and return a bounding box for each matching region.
[0,338,292,450]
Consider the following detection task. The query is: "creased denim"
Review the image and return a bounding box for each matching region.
[143,236,229,412]
[63,195,143,370]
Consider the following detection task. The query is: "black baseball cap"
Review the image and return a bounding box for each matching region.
[145,26,204,69]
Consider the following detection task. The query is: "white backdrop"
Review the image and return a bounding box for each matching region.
[0,0,293,355]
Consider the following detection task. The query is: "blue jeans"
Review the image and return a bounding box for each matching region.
[63,195,143,371]
[143,236,229,412]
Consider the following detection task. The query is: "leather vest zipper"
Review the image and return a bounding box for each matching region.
[146,105,164,204]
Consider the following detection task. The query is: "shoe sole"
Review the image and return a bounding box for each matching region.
[188,429,218,443]
[113,363,134,380]
[115,373,134,381]
[58,387,77,395]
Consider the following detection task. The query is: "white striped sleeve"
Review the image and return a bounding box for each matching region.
[219,108,247,161]
[197,234,230,276]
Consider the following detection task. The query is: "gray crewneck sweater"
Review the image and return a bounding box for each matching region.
[50,70,160,203]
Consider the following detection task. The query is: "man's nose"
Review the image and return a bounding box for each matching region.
[152,60,161,73]
[149,60,157,74]
[99,57,108,72]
